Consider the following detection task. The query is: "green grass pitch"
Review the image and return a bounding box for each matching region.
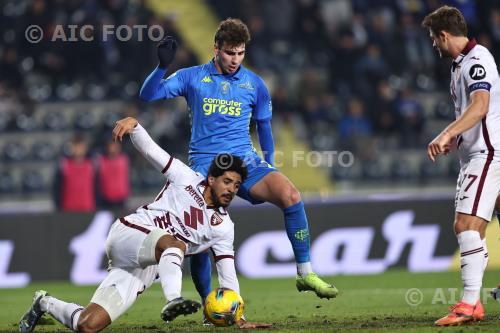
[2,270,500,332]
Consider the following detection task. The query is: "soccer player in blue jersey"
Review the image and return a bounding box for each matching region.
[139,18,337,305]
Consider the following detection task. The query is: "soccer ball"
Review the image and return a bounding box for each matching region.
[203,288,244,327]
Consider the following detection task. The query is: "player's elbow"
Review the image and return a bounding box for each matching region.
[476,98,489,117]
[475,105,488,119]
[138,87,153,101]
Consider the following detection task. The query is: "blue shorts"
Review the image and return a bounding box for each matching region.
[189,152,276,205]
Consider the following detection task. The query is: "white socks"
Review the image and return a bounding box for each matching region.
[40,296,83,331]
[297,262,313,277]
[158,247,184,302]
[482,238,489,272]
[457,231,484,305]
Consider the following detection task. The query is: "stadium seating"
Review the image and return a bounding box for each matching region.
[362,160,387,181]
[0,170,15,194]
[43,111,69,131]
[15,113,38,132]
[73,111,98,130]
[31,141,59,161]
[0,0,485,204]
[3,142,29,162]
[21,169,46,193]
[0,112,10,132]
[390,159,414,181]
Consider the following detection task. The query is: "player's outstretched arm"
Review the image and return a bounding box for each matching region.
[113,117,171,173]
[139,67,168,101]
[139,36,178,101]
[113,117,196,183]
[215,257,239,294]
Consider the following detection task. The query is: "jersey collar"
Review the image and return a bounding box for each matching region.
[207,205,228,215]
[452,38,477,71]
[460,38,477,56]
[208,59,244,80]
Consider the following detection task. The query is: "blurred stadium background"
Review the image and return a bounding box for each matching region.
[3,0,500,205]
[2,0,500,330]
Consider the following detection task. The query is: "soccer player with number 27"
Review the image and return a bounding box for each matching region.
[422,6,500,326]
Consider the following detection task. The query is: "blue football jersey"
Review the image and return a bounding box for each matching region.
[155,60,272,163]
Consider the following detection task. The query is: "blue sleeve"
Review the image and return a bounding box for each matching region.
[252,77,272,121]
[139,66,188,101]
[256,118,275,166]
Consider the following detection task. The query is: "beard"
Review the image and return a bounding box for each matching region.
[210,188,230,208]
[436,47,451,59]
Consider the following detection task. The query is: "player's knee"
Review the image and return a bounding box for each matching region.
[77,317,101,333]
[76,304,111,333]
[155,235,186,261]
[280,185,301,208]
[454,214,484,234]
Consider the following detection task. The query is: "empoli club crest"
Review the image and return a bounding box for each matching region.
[220,81,230,94]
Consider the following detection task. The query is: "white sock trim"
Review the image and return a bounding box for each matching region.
[70,308,83,331]
[160,246,184,259]
[297,262,313,277]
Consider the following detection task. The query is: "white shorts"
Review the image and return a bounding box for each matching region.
[106,218,169,269]
[90,266,157,321]
[90,218,168,321]
[455,158,500,222]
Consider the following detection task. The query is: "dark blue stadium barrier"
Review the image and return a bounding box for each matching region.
[0,196,458,288]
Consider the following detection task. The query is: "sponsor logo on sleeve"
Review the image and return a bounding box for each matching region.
[469,64,486,80]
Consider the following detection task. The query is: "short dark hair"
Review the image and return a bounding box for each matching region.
[214,18,251,48]
[421,6,467,37]
[208,154,247,182]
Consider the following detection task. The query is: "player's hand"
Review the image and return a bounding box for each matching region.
[237,319,273,329]
[443,136,457,156]
[157,36,177,69]
[113,117,138,142]
[427,131,453,162]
